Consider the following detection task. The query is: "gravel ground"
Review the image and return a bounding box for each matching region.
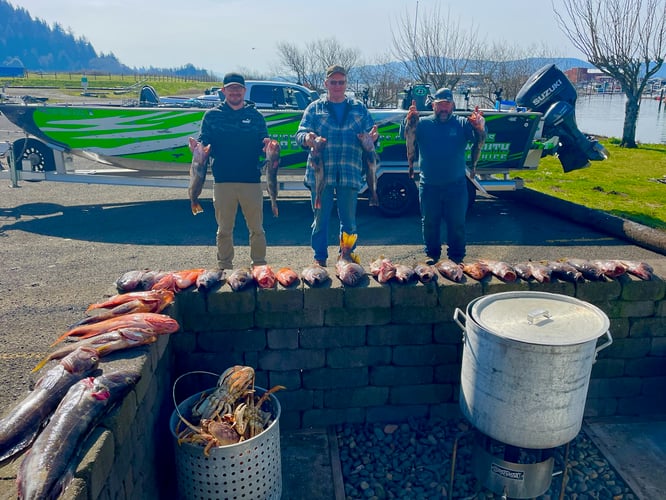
[336,418,638,500]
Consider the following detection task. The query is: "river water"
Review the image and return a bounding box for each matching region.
[575,92,666,144]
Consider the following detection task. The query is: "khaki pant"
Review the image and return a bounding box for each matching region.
[213,182,266,269]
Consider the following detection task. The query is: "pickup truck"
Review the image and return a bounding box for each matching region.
[0,65,607,217]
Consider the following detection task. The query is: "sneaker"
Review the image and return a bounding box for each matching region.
[314,259,327,267]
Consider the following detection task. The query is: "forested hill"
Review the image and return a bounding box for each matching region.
[0,0,212,77]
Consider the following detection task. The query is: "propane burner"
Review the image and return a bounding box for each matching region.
[449,426,571,499]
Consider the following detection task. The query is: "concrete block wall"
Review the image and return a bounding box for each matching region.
[62,270,665,499]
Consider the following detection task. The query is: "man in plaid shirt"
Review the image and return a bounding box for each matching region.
[296,64,378,267]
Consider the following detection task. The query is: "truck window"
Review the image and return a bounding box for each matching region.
[249,86,285,108]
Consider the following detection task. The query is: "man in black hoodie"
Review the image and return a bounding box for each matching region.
[198,72,270,270]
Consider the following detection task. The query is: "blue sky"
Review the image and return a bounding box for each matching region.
[9,0,583,75]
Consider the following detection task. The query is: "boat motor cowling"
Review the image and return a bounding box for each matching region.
[516,64,608,172]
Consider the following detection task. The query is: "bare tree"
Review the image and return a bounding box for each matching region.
[275,38,360,90]
[390,4,481,90]
[353,54,410,108]
[554,0,666,147]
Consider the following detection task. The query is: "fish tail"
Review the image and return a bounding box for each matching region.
[50,333,72,347]
[340,232,357,253]
[31,355,52,373]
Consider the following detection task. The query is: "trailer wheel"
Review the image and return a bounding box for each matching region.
[376,174,418,217]
[12,138,56,172]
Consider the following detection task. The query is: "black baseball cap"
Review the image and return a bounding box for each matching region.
[326,65,347,78]
[223,72,245,88]
[433,88,454,102]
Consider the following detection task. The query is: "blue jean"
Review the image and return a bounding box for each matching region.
[310,185,358,262]
[419,178,468,263]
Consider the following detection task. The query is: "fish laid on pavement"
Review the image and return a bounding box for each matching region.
[16,370,140,500]
[195,269,225,292]
[620,260,654,280]
[545,261,584,283]
[413,262,437,283]
[309,136,327,209]
[0,347,100,464]
[263,138,281,217]
[462,261,491,281]
[32,328,161,373]
[565,258,606,281]
[512,262,532,281]
[358,126,379,206]
[434,259,464,283]
[369,256,397,284]
[151,268,206,292]
[393,264,416,283]
[404,100,419,178]
[51,312,179,347]
[226,268,253,292]
[276,267,299,287]
[72,290,175,328]
[336,232,366,286]
[252,265,277,289]
[300,265,330,287]
[115,269,148,293]
[187,137,211,215]
[479,259,517,282]
[592,260,627,279]
[527,261,552,283]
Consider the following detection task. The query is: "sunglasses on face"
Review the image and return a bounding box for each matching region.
[328,80,347,86]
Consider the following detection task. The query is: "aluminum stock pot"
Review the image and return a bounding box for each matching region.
[453,291,612,449]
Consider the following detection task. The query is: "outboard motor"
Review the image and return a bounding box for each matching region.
[516,64,608,172]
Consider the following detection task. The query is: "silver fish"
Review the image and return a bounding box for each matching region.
[404,103,419,178]
[301,265,330,287]
[546,260,584,283]
[0,346,100,464]
[226,268,253,292]
[565,258,606,281]
[263,138,281,217]
[309,136,327,210]
[187,137,211,215]
[358,128,379,206]
[16,370,140,500]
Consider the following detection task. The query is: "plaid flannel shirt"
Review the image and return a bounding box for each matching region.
[296,96,375,191]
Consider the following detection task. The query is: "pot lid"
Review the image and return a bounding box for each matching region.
[469,291,610,345]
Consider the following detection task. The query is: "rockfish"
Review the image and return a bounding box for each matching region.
[336,232,365,286]
[52,312,179,346]
[358,126,379,206]
[263,138,281,217]
[620,260,654,280]
[592,260,627,279]
[188,137,211,215]
[309,136,327,209]
[469,106,485,168]
[404,100,419,178]
[152,268,206,292]
[16,370,140,500]
[434,259,464,283]
[226,268,253,292]
[527,261,552,283]
[0,347,99,464]
[413,262,437,283]
[72,290,175,328]
[196,269,225,292]
[115,269,148,293]
[462,261,491,281]
[276,267,299,287]
[32,328,161,373]
[393,264,416,283]
[300,265,330,287]
[370,256,396,284]
[512,263,532,281]
[479,259,517,282]
[564,258,606,281]
[252,265,277,289]
[545,261,584,283]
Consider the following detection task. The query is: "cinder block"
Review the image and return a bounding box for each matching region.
[365,404,429,422]
[299,325,365,348]
[576,279,622,301]
[390,281,438,307]
[267,328,299,349]
[198,328,266,352]
[256,286,303,312]
[370,365,433,386]
[629,317,666,338]
[75,428,116,500]
[304,367,368,389]
[621,275,666,301]
[393,344,458,366]
[301,407,365,427]
[325,386,389,408]
[326,346,391,368]
[343,280,391,308]
[367,323,432,345]
[207,287,256,314]
[389,383,453,405]
[257,348,326,371]
[324,307,391,326]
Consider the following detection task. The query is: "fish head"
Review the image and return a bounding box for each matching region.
[61,346,100,374]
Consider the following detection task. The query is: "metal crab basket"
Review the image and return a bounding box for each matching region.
[170,372,282,500]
